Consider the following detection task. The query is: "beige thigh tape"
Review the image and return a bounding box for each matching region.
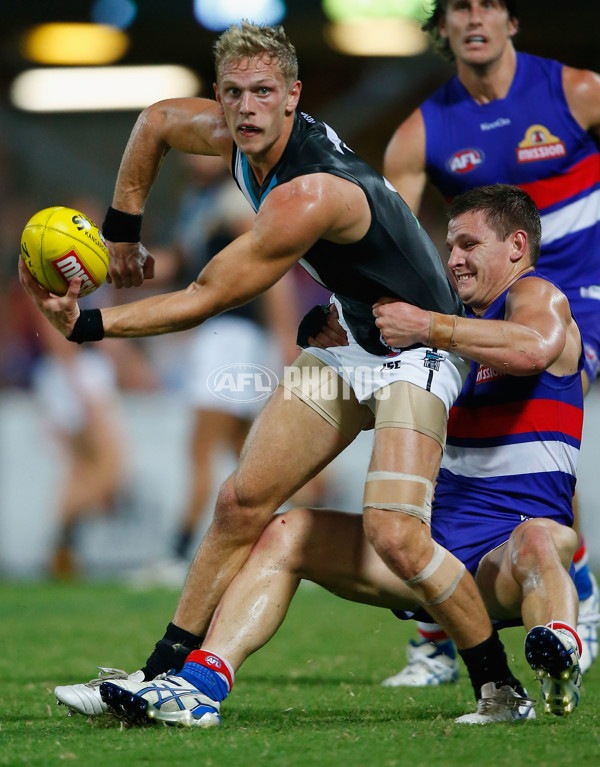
[363,470,433,525]
[374,381,447,448]
[280,351,372,442]
[405,541,466,606]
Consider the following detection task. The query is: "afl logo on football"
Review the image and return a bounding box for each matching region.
[447,148,485,174]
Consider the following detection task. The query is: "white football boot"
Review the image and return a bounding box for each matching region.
[577,574,600,674]
[100,671,221,728]
[525,624,582,716]
[55,668,145,716]
[381,639,459,687]
[455,682,536,725]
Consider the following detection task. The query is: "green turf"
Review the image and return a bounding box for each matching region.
[1,580,599,766]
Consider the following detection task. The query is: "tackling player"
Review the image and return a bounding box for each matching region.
[382,0,600,684]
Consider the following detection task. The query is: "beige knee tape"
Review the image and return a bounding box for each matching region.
[280,351,372,442]
[374,381,447,448]
[363,470,433,525]
[405,541,466,606]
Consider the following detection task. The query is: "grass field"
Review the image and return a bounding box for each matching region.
[2,579,600,767]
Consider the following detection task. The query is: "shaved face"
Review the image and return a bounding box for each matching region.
[215,55,300,164]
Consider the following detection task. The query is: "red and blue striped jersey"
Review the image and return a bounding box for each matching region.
[421,52,600,292]
[435,275,583,521]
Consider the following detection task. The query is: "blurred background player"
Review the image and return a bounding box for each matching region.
[128,157,317,588]
[381,0,600,684]
[30,318,125,578]
[27,198,158,579]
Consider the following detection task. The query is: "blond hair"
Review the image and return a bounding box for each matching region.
[213,21,298,85]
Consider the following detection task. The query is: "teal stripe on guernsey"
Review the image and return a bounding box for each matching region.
[241,157,259,209]
[261,173,278,203]
[239,155,277,208]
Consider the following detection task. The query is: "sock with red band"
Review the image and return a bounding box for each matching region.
[573,538,593,601]
[179,649,235,702]
[416,621,450,644]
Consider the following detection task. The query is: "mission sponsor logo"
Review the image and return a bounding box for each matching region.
[517,124,566,163]
[447,148,485,174]
[51,251,97,296]
[476,365,507,385]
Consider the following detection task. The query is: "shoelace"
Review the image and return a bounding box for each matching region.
[477,686,536,715]
[85,667,130,687]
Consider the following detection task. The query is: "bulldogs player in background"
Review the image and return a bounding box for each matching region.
[23,22,530,724]
[381,0,600,686]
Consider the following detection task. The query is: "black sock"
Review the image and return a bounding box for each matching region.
[142,622,205,680]
[458,629,524,701]
[173,529,194,560]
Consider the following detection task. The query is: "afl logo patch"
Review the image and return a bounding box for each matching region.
[447,148,485,174]
[517,124,566,163]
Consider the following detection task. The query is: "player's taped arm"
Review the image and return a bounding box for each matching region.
[375,279,571,375]
[428,311,561,374]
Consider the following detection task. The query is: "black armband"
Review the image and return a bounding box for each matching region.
[102,205,142,242]
[296,304,331,347]
[67,309,105,344]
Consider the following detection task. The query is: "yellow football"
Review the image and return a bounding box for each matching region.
[20,206,109,297]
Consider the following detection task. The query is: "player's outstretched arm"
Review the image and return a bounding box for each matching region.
[100,176,351,338]
[373,278,580,377]
[21,174,353,342]
[105,97,230,289]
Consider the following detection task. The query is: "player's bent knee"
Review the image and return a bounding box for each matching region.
[510,519,577,574]
[212,478,273,538]
[404,541,466,606]
[256,508,316,564]
[363,470,433,525]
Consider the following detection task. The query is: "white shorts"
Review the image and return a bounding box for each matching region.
[183,315,280,419]
[305,297,468,415]
[32,348,118,434]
